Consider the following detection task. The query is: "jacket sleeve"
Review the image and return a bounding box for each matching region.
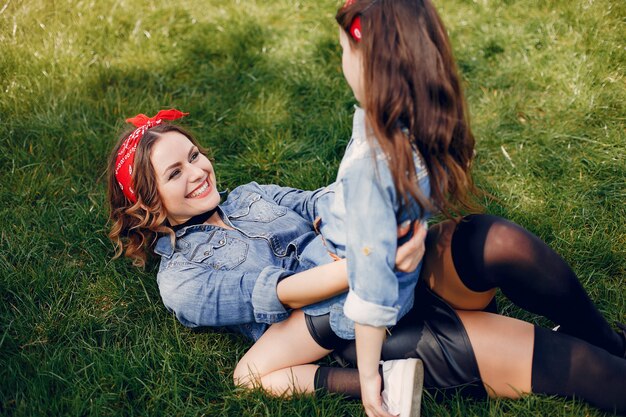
[157,261,293,328]
[341,154,402,327]
[255,182,332,223]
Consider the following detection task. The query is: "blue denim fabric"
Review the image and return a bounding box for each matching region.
[301,107,431,339]
[154,182,333,341]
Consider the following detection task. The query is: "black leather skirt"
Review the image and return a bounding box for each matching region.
[305,281,487,400]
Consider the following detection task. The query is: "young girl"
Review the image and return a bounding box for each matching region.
[242,0,478,410]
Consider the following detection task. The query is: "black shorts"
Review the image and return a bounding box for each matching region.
[305,281,487,399]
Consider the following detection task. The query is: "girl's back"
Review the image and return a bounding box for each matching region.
[301,106,431,340]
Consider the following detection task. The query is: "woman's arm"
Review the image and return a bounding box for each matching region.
[276,259,348,309]
[276,221,427,309]
[257,182,330,223]
[157,220,426,329]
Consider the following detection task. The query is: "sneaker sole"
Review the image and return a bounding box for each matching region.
[402,359,424,417]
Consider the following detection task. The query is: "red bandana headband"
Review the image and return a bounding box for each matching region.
[115,109,188,203]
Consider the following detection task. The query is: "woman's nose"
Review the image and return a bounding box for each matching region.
[188,163,205,182]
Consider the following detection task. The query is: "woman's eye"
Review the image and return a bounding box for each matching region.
[168,169,181,180]
[190,151,200,162]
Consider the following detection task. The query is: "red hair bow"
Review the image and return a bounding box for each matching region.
[349,16,362,42]
[115,109,189,203]
[126,109,188,128]
[343,0,362,43]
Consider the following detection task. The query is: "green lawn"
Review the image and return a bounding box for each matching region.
[1,0,624,416]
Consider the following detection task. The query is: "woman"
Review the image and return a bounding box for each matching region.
[107,113,625,416]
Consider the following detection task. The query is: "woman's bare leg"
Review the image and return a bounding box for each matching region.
[422,220,496,310]
[456,310,533,398]
[233,310,331,395]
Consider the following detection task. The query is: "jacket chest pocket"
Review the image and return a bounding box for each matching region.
[190,231,248,270]
[229,192,287,223]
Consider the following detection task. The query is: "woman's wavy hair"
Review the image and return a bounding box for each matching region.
[337,0,481,218]
[107,124,205,267]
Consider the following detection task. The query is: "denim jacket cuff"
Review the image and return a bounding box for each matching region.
[343,290,399,327]
[252,266,292,324]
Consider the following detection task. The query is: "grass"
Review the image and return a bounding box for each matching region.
[0,0,624,415]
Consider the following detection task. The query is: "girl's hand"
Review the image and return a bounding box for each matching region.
[360,373,396,417]
[395,221,427,273]
[355,325,396,417]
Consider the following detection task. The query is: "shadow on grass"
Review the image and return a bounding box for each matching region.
[84,16,350,189]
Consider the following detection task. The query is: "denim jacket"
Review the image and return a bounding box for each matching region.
[153,182,333,341]
[301,107,431,339]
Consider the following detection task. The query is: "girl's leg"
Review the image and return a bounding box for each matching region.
[458,310,626,414]
[422,215,625,357]
[234,310,331,395]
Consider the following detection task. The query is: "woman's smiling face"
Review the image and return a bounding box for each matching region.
[150,131,220,225]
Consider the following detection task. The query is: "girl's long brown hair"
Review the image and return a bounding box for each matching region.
[337,0,480,218]
[107,124,203,267]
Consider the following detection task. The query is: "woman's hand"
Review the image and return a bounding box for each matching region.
[395,221,427,273]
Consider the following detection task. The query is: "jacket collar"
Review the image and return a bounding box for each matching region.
[154,191,229,258]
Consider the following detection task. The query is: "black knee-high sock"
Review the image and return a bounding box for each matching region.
[532,326,626,415]
[451,214,625,357]
[314,366,384,399]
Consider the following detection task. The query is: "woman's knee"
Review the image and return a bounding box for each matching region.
[422,219,496,310]
[233,357,261,389]
[421,219,456,286]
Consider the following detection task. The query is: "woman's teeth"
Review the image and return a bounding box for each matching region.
[188,181,209,198]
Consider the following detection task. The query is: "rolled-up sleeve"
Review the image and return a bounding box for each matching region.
[341,154,402,327]
[251,266,294,323]
[157,262,290,328]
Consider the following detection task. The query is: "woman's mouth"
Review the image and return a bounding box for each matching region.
[186,179,211,199]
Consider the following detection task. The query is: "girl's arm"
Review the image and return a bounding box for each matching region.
[352,223,426,415]
[276,221,425,309]
[355,324,392,417]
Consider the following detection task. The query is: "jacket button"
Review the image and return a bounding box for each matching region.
[219,239,225,245]
[204,251,210,255]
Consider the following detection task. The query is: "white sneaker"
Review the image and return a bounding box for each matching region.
[381,358,424,417]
